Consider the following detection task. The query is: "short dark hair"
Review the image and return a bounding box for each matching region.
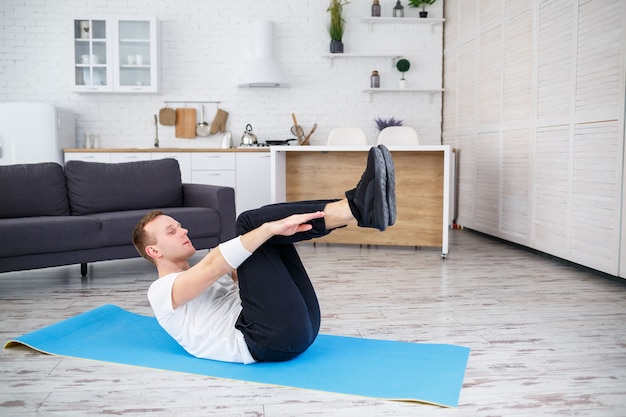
[132,210,164,264]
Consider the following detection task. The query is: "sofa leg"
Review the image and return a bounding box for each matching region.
[80,263,88,276]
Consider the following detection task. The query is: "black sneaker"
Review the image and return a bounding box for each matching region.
[345,146,390,231]
[377,144,396,226]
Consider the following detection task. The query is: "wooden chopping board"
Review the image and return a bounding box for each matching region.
[175,108,196,138]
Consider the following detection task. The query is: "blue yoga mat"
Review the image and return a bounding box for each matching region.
[4,304,469,407]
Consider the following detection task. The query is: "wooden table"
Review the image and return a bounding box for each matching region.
[270,146,452,257]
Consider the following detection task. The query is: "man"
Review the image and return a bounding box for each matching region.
[132,145,396,364]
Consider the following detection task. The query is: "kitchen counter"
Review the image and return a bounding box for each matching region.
[64,147,270,153]
[270,145,453,256]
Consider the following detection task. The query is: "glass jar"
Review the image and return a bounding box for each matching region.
[371,70,380,88]
[371,0,381,17]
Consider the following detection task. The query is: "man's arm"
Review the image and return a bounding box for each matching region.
[170,211,325,309]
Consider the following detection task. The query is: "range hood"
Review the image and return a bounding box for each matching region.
[238,20,291,88]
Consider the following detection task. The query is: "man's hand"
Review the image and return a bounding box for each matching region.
[171,210,325,309]
[268,211,325,237]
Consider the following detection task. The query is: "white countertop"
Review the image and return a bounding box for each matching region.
[269,145,451,153]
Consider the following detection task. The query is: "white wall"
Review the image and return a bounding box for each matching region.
[0,0,443,148]
[443,0,626,276]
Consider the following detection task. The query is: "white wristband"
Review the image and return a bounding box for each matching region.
[218,236,252,269]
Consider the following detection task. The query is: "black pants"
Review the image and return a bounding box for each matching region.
[234,199,339,362]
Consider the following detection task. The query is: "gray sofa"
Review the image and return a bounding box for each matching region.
[0,158,236,276]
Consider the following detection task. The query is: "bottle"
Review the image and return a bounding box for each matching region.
[371,0,381,17]
[84,132,93,149]
[393,0,404,17]
[371,71,380,88]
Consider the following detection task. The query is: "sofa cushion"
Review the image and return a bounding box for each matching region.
[65,159,183,215]
[0,216,101,257]
[88,207,221,247]
[0,163,70,218]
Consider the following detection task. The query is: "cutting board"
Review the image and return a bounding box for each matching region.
[175,108,196,138]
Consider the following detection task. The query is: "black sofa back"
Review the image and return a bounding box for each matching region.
[65,159,183,215]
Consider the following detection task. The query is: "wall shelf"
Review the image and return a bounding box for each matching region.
[322,53,404,67]
[361,16,445,32]
[362,87,444,102]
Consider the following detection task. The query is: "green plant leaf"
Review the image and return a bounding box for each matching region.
[396,59,411,73]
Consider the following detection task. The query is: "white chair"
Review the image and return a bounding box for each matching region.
[326,127,368,146]
[376,126,420,145]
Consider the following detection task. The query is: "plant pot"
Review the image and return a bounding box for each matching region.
[330,40,344,53]
[419,11,428,18]
[398,79,407,89]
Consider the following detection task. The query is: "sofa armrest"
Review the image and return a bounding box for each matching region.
[182,184,236,243]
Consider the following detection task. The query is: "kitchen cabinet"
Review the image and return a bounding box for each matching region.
[151,152,191,183]
[190,153,237,188]
[72,16,158,93]
[64,152,111,163]
[236,152,272,214]
[109,152,151,163]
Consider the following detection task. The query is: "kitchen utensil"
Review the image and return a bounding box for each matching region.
[154,114,159,148]
[220,132,232,149]
[241,124,258,145]
[159,106,176,126]
[265,139,297,146]
[300,123,317,145]
[210,108,229,135]
[175,108,196,138]
[290,125,305,139]
[291,113,305,142]
[196,104,210,137]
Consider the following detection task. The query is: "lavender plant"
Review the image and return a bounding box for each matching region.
[375,117,403,131]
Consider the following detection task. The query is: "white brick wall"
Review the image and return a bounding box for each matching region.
[0,0,444,148]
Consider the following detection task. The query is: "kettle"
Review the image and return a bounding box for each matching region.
[240,124,258,146]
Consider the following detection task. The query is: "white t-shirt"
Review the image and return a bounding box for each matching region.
[148,272,256,364]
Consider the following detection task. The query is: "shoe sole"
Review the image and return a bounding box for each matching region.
[377,144,397,226]
[371,147,389,231]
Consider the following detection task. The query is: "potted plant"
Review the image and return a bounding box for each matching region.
[327,0,350,53]
[408,0,437,18]
[375,116,403,131]
[396,58,411,88]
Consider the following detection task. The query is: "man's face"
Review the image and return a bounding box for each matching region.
[145,215,196,262]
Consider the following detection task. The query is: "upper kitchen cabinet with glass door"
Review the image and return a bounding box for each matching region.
[73,19,111,92]
[72,16,159,93]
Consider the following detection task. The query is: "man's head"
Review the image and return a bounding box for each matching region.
[132,210,196,265]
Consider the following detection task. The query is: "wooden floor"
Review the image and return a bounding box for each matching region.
[1,229,625,416]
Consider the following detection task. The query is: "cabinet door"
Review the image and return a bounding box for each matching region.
[72,16,158,93]
[114,17,159,93]
[152,152,191,183]
[64,152,111,163]
[191,152,236,188]
[191,170,237,188]
[109,152,151,163]
[236,152,271,215]
[72,19,113,92]
[191,153,236,170]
